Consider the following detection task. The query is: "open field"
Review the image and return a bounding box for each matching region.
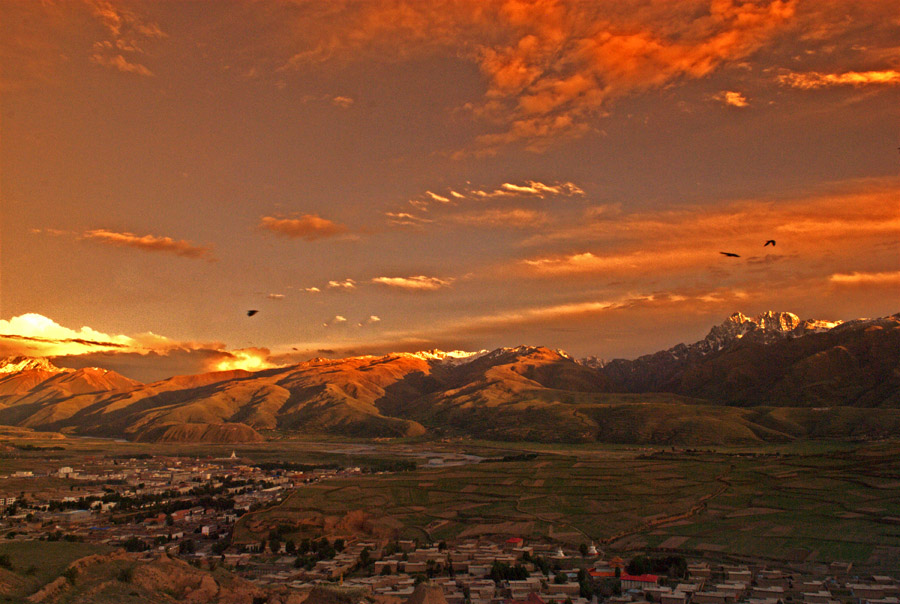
[3,432,899,571]
[234,439,900,572]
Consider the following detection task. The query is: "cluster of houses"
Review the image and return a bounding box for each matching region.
[189,534,898,604]
[2,455,898,604]
[0,453,351,549]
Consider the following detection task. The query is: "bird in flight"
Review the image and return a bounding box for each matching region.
[764,240,776,247]
[720,252,740,258]
[246,310,259,317]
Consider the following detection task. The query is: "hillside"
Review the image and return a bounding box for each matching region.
[596,312,900,407]
[0,312,897,444]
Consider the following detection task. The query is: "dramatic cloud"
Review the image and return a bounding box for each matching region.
[82,229,212,259]
[0,313,200,359]
[259,214,348,240]
[371,276,454,291]
[713,90,749,107]
[779,69,900,89]
[267,293,286,300]
[304,287,321,293]
[278,1,800,153]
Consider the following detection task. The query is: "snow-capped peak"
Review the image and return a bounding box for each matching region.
[397,349,490,365]
[0,356,72,374]
[701,311,842,355]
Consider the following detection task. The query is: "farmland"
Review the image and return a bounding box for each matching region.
[235,439,900,572]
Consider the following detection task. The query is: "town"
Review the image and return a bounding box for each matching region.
[1,454,896,604]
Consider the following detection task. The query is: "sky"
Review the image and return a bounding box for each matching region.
[1,0,898,382]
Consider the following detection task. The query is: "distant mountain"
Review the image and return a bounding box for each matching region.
[0,311,897,445]
[595,311,900,407]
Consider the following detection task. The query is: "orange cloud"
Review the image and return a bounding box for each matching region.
[323,315,348,328]
[371,276,454,291]
[214,348,279,372]
[83,229,212,259]
[259,214,348,240]
[332,95,354,108]
[327,279,356,290]
[0,313,213,360]
[713,90,749,107]
[829,271,900,286]
[400,180,584,219]
[517,179,900,283]
[278,1,798,153]
[85,0,164,77]
[779,69,900,89]
[524,249,713,276]
[450,208,548,228]
[90,52,153,76]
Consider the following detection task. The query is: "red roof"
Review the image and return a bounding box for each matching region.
[622,574,659,583]
[506,537,524,544]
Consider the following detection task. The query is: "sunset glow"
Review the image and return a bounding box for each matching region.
[1,0,897,381]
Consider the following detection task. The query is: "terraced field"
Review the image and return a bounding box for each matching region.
[235,440,900,571]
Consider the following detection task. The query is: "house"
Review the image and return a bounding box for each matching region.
[688,564,712,580]
[505,592,546,604]
[692,592,732,604]
[505,537,525,550]
[660,592,688,604]
[620,574,659,591]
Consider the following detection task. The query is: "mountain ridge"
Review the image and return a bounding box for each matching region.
[0,311,897,444]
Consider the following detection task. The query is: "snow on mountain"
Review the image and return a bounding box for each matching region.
[580,311,848,368]
[0,356,72,374]
[395,349,490,365]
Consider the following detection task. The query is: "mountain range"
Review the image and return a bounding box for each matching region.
[0,311,897,445]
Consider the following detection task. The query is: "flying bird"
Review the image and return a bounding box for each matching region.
[764,240,776,247]
[720,252,740,258]
[246,310,258,317]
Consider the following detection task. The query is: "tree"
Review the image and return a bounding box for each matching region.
[554,571,568,584]
[179,538,196,555]
[579,543,588,557]
[285,539,296,555]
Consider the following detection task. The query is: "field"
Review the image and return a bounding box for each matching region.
[234,439,900,572]
[3,432,900,572]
